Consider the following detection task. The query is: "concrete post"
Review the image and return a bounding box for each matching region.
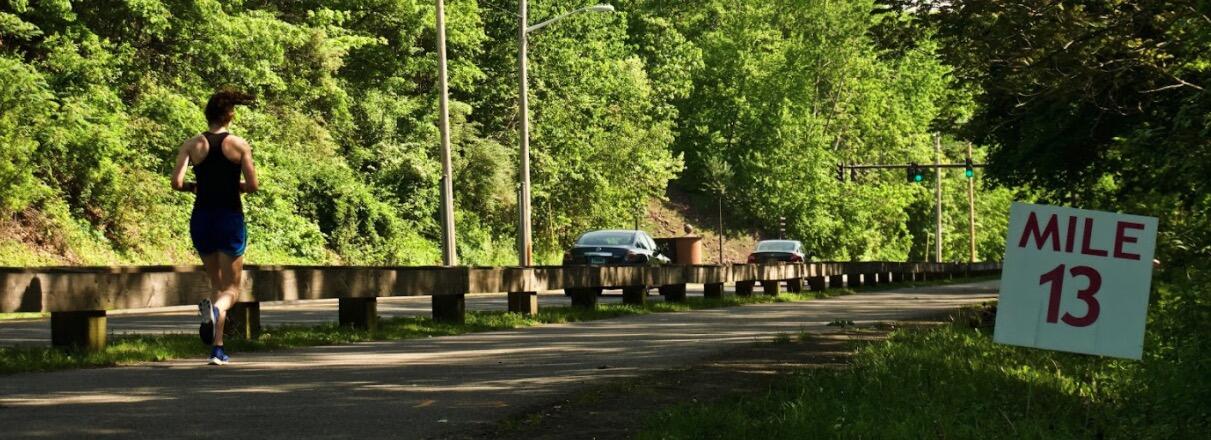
[761,280,781,296]
[433,294,466,323]
[735,281,755,296]
[224,301,261,340]
[828,275,844,290]
[807,276,826,291]
[50,310,106,351]
[570,288,598,309]
[704,283,726,299]
[660,284,688,303]
[507,291,538,315]
[339,297,378,331]
[622,286,647,305]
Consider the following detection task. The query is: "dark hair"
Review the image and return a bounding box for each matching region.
[204,90,255,126]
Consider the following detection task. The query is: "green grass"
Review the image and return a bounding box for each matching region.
[0,289,843,375]
[0,312,49,320]
[639,299,1210,439]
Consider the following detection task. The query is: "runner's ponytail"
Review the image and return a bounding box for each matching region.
[204,90,255,126]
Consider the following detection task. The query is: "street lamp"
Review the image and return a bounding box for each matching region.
[517,2,615,266]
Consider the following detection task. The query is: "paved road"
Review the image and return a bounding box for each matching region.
[0,281,998,439]
[0,289,695,346]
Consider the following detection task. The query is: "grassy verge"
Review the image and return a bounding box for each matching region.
[639,284,1210,439]
[0,288,846,375]
[0,312,49,320]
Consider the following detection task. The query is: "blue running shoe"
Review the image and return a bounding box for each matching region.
[209,345,230,366]
[198,299,215,345]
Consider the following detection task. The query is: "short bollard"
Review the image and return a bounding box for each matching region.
[508,291,538,315]
[704,283,726,299]
[828,275,845,290]
[735,281,756,296]
[50,310,107,351]
[570,288,598,309]
[433,294,466,324]
[808,276,826,291]
[761,280,781,296]
[622,286,647,305]
[660,284,688,302]
[225,301,261,339]
[339,297,378,330]
[787,278,804,293]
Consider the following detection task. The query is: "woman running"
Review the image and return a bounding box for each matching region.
[170,90,258,365]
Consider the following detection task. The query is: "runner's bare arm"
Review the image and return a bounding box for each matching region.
[236,137,259,193]
[171,137,198,192]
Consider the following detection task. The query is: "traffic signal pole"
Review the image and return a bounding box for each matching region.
[967,142,977,263]
[836,139,986,262]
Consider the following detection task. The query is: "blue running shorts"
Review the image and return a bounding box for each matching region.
[190,208,247,257]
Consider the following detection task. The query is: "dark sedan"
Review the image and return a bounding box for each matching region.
[563,230,670,266]
[747,240,806,264]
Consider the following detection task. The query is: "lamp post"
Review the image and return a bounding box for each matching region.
[517,2,615,266]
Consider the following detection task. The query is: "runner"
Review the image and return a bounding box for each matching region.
[169,90,258,365]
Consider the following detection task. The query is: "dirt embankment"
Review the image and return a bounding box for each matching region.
[642,188,761,265]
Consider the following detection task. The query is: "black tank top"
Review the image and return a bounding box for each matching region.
[193,132,242,212]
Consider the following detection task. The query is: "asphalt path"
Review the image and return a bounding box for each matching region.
[1,288,699,346]
[0,280,998,439]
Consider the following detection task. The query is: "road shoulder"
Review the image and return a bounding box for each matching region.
[444,321,945,440]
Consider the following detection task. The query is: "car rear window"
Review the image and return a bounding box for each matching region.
[577,231,636,246]
[756,241,798,252]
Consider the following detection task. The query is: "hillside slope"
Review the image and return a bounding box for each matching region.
[641,189,761,265]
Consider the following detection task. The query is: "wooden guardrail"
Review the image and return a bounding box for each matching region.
[1,262,1000,350]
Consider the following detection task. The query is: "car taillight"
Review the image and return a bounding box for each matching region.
[789,255,803,263]
[625,251,642,262]
[747,254,757,264]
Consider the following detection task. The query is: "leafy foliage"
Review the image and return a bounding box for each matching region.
[0,1,1011,265]
[617,0,1014,261]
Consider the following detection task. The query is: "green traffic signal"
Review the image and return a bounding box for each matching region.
[964,157,974,178]
[964,169,974,178]
[907,163,925,183]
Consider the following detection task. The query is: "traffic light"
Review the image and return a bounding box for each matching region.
[907,163,924,183]
[964,157,974,178]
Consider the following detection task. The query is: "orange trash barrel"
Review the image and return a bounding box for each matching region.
[672,236,703,265]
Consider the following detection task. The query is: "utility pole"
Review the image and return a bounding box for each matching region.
[717,197,724,265]
[934,133,943,263]
[924,230,932,262]
[436,0,457,266]
[967,142,976,262]
[517,0,533,266]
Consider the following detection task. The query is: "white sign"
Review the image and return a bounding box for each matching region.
[994,202,1158,359]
